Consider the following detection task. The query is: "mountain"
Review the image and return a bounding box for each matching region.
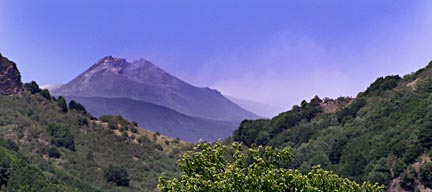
[232,61,432,191]
[52,56,258,122]
[0,53,190,191]
[0,53,24,95]
[65,96,237,142]
[226,95,284,118]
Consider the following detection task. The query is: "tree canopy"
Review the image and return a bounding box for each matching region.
[158,142,384,192]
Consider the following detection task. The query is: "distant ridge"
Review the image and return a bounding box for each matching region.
[52,56,258,122]
[65,96,237,142]
[52,56,259,141]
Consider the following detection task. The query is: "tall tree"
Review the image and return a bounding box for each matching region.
[158,142,384,192]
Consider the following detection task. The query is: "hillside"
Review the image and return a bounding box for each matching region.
[232,61,432,191]
[65,96,237,142]
[0,53,192,192]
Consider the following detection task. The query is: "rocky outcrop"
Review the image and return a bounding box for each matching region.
[0,53,24,95]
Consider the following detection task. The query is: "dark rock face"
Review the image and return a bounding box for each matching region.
[0,53,24,95]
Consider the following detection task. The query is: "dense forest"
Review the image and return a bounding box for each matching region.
[233,61,432,191]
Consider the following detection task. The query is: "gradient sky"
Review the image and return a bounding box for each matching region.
[1,0,432,115]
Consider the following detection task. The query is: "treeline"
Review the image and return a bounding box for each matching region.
[232,62,432,191]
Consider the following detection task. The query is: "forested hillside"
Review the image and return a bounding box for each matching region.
[233,61,432,191]
[0,83,192,191]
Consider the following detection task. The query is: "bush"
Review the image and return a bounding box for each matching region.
[420,162,432,188]
[24,81,42,94]
[400,167,416,191]
[47,147,61,159]
[47,124,75,151]
[130,127,138,133]
[56,96,68,113]
[68,100,87,114]
[104,165,129,187]
[40,89,51,100]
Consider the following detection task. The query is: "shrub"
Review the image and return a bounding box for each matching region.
[40,89,51,100]
[47,147,61,159]
[68,100,87,114]
[47,124,75,151]
[24,81,42,94]
[56,96,68,113]
[420,162,432,188]
[400,167,416,191]
[104,165,129,187]
[130,127,138,133]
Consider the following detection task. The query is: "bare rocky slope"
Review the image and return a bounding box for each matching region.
[0,53,24,95]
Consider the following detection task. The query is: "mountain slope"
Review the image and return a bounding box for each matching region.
[0,53,190,192]
[65,96,237,142]
[232,61,432,191]
[52,56,258,122]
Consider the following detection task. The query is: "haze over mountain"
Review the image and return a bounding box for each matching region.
[226,95,284,118]
[64,96,237,142]
[52,56,258,141]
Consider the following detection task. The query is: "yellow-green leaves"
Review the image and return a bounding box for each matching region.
[158,142,384,192]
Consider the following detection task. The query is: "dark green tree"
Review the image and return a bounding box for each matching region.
[104,165,130,187]
[420,162,432,188]
[56,96,68,113]
[68,100,87,114]
[40,89,51,100]
[47,147,61,159]
[47,124,75,151]
[400,167,416,191]
[24,81,42,94]
[419,123,432,149]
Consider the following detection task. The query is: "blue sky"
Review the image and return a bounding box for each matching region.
[1,0,432,115]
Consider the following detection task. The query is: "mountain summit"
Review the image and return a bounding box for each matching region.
[53,56,258,122]
[52,56,258,141]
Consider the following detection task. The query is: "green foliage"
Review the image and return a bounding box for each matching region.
[47,124,75,151]
[159,142,384,192]
[400,167,416,191]
[47,147,61,159]
[233,96,325,147]
[0,92,183,191]
[0,147,84,191]
[335,97,366,123]
[130,126,138,133]
[24,81,42,94]
[419,123,432,149]
[229,65,432,189]
[24,81,52,100]
[56,96,68,113]
[68,100,88,114]
[363,75,401,96]
[420,162,432,188]
[104,165,130,187]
